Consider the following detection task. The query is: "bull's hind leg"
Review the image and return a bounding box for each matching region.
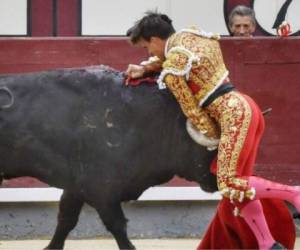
[45,190,84,250]
[96,202,135,250]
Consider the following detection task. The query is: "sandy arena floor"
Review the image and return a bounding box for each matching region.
[0,238,200,250]
[0,238,300,250]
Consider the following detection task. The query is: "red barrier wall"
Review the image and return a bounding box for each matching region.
[0,37,299,187]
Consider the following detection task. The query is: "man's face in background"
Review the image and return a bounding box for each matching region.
[230,15,256,37]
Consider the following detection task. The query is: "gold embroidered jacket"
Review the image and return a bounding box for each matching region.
[157,28,229,138]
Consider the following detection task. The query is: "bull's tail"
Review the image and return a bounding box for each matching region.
[0,86,14,109]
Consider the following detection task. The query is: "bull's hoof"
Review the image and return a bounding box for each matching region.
[44,245,63,250]
[119,242,136,250]
[44,248,63,250]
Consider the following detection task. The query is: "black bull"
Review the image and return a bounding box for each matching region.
[0,65,218,249]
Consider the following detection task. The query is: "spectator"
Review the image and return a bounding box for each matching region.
[228,5,256,37]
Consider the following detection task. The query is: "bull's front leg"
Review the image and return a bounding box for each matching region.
[44,190,84,250]
[96,202,135,250]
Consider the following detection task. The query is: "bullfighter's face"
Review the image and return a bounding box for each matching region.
[137,37,166,61]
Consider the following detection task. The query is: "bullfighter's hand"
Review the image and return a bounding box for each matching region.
[218,177,256,203]
[125,64,145,85]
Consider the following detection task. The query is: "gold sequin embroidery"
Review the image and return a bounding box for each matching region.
[206,92,252,196]
[164,74,220,138]
[163,29,229,105]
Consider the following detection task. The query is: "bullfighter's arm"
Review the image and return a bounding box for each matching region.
[140,56,162,73]
[163,74,219,139]
[158,47,219,139]
[126,56,162,80]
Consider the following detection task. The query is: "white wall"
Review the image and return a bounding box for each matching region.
[81,0,300,36]
[1,0,300,36]
[170,0,228,34]
[254,0,300,35]
[81,0,229,36]
[82,0,170,36]
[0,0,27,35]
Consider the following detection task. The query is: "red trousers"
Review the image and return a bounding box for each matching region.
[198,92,295,249]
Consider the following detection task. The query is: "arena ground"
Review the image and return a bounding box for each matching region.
[0,238,197,250]
[0,238,299,250]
